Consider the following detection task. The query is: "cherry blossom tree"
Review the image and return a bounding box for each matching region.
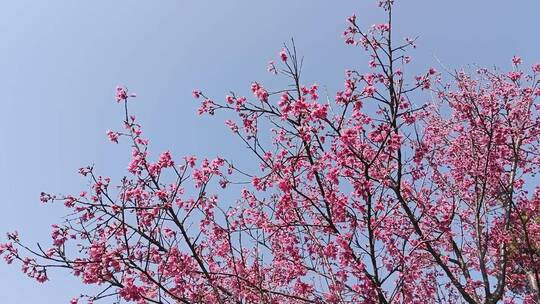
[2,1,540,303]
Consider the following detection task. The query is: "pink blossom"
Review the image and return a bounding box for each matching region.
[363,85,376,96]
[39,192,52,203]
[279,49,288,62]
[115,86,128,102]
[508,71,523,81]
[106,130,119,143]
[184,155,197,168]
[267,60,277,75]
[225,120,239,133]
[374,23,390,32]
[158,150,174,168]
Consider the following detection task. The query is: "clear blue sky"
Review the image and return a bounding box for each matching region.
[0,1,538,302]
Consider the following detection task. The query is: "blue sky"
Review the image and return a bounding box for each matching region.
[0,1,539,302]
